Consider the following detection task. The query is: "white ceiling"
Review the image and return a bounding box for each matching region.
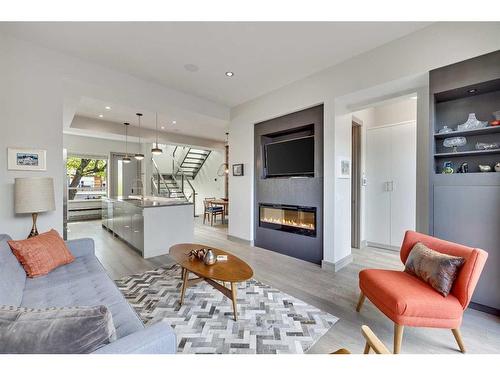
[0,22,431,107]
[76,97,228,141]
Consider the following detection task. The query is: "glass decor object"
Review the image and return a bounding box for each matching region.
[442,161,454,174]
[456,113,488,131]
[443,136,467,152]
[438,125,453,134]
[479,164,492,172]
[475,142,499,150]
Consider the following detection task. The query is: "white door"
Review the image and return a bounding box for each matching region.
[365,122,416,249]
[390,122,416,247]
[366,126,392,246]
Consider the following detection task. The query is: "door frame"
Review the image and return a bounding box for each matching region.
[351,120,362,249]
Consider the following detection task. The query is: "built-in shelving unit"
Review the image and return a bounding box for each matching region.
[429,50,500,315]
[434,148,500,158]
[433,125,500,139]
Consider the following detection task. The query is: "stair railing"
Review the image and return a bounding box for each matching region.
[151,158,171,197]
[171,155,197,216]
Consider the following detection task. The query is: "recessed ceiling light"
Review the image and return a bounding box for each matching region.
[105,106,111,110]
[172,120,177,125]
[161,126,165,130]
[225,71,234,77]
[410,96,417,100]
[98,114,104,118]
[468,88,478,94]
[184,64,199,72]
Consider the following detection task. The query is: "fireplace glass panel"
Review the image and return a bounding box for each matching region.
[259,204,316,237]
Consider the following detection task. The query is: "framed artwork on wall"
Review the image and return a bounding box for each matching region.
[232,163,244,176]
[7,148,47,171]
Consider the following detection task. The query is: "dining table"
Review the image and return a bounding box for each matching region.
[207,198,229,224]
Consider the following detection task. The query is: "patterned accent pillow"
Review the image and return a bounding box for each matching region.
[404,242,465,296]
[7,229,75,278]
[0,305,116,354]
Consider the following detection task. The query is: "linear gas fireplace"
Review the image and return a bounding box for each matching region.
[259,203,316,237]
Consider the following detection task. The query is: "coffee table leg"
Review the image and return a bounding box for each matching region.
[231,282,238,321]
[180,267,189,305]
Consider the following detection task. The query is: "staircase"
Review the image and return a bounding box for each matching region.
[176,148,211,179]
[162,174,186,199]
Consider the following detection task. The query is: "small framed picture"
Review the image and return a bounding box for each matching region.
[8,148,47,171]
[339,159,350,179]
[232,163,244,176]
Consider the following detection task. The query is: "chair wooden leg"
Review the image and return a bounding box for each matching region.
[363,342,371,354]
[452,328,466,353]
[356,292,365,312]
[393,324,404,354]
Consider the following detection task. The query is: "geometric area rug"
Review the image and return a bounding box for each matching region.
[115,265,338,354]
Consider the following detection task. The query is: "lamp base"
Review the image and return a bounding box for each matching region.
[28,212,39,238]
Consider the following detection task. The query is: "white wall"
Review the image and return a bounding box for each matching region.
[373,98,417,127]
[63,133,140,157]
[0,36,63,239]
[228,22,500,267]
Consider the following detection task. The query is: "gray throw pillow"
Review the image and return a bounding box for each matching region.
[404,242,465,297]
[0,305,116,354]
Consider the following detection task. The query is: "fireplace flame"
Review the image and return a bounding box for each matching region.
[261,216,315,230]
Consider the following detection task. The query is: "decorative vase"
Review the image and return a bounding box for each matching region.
[457,113,488,131]
[495,162,500,172]
[203,249,217,265]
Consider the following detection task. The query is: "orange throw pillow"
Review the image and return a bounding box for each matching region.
[8,229,75,278]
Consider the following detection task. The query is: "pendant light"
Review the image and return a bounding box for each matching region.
[134,113,145,160]
[151,112,163,155]
[122,122,131,163]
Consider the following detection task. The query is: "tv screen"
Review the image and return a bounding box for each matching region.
[264,136,314,177]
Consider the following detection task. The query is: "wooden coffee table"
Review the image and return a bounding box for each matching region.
[169,243,254,321]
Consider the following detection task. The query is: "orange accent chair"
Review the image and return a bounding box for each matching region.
[356,230,488,354]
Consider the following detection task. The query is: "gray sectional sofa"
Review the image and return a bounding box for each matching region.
[0,234,176,354]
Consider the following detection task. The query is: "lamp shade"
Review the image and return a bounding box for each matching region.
[14,177,55,214]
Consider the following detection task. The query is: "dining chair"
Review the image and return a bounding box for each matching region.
[203,197,224,225]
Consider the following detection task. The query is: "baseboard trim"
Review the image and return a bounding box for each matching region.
[367,241,399,252]
[322,254,353,272]
[469,302,500,316]
[360,240,368,248]
[227,234,254,246]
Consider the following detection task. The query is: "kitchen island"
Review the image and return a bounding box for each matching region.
[102,196,194,258]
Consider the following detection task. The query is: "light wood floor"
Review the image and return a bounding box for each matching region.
[68,219,500,354]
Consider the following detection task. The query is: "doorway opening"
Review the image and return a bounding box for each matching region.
[66,154,108,222]
[351,94,418,251]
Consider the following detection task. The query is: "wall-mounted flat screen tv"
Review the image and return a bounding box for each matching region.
[264,135,314,177]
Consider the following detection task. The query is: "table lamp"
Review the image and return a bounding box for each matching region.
[14,177,55,238]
